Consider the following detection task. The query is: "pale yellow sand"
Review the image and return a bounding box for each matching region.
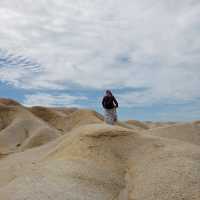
[0,98,199,200]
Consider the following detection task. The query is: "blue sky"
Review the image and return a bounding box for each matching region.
[0,0,200,121]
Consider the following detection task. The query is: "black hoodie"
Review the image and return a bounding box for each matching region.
[102,95,118,109]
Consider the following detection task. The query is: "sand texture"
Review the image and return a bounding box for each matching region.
[0,98,199,200]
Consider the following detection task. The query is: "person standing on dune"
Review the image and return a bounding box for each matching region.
[102,90,118,125]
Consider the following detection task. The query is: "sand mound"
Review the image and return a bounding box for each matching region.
[0,99,104,155]
[193,120,200,125]
[126,120,149,130]
[0,98,21,106]
[145,121,178,129]
[63,109,104,129]
[29,107,104,132]
[0,106,18,131]
[0,104,61,155]
[29,106,77,132]
[0,99,200,200]
[0,123,199,200]
[146,123,200,145]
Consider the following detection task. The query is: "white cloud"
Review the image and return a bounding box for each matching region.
[22,93,87,107]
[0,0,200,106]
[117,86,199,108]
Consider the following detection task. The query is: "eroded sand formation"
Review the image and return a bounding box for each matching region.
[0,98,199,200]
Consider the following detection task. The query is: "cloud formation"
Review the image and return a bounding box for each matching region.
[23,93,87,107]
[0,0,200,108]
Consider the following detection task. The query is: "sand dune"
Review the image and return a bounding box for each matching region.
[145,121,178,129]
[125,120,149,130]
[29,106,104,132]
[0,100,104,155]
[0,98,21,106]
[0,103,61,155]
[146,122,200,145]
[0,98,199,200]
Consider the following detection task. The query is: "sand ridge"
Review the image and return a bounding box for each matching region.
[0,98,199,200]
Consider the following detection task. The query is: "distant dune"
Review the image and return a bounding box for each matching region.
[145,122,200,145]
[125,119,149,130]
[0,98,199,200]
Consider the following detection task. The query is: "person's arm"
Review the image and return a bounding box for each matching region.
[113,96,118,108]
[102,97,106,108]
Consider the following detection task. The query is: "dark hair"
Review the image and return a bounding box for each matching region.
[106,90,112,96]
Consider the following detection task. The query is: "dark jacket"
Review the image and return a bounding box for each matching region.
[102,95,118,109]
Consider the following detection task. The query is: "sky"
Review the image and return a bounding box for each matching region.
[0,0,200,121]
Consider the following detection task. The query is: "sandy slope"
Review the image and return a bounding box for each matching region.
[0,100,104,155]
[125,120,149,130]
[0,98,199,200]
[0,101,61,155]
[146,122,200,145]
[29,106,104,132]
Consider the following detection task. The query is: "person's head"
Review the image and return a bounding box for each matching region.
[106,90,112,96]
